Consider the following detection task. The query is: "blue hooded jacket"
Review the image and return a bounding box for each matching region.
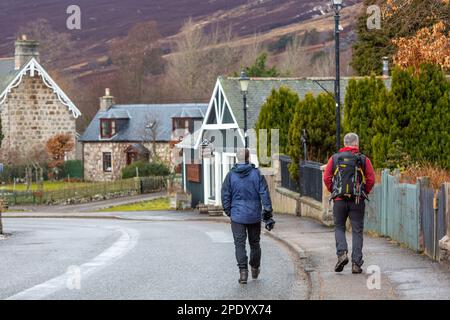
[221,163,273,224]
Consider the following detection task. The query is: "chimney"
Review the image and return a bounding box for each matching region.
[99,88,115,111]
[382,56,389,77]
[15,35,40,70]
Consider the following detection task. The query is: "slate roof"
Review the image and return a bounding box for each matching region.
[219,76,392,129]
[0,58,19,96]
[126,143,150,155]
[173,107,205,118]
[80,104,208,142]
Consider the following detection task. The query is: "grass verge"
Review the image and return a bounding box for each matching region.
[97,197,171,212]
[0,181,94,192]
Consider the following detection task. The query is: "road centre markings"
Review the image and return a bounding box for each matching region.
[205,231,234,243]
[6,226,139,300]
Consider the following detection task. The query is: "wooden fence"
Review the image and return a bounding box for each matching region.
[365,170,448,260]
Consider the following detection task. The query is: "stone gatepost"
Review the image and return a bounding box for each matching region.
[272,154,282,186]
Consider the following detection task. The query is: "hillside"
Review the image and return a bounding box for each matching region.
[0,0,361,80]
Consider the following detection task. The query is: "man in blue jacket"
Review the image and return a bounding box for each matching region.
[221,148,273,284]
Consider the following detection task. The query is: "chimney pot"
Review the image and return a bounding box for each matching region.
[15,36,40,70]
[100,88,115,111]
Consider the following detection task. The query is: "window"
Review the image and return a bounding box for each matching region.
[103,152,112,172]
[173,118,190,130]
[100,119,116,138]
[173,118,192,139]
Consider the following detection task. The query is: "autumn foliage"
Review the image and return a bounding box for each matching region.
[46,134,75,170]
[401,163,450,190]
[352,0,448,76]
[393,22,450,72]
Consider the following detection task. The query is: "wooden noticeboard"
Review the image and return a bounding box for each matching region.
[186,164,201,183]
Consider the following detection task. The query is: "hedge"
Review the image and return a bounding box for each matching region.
[122,161,170,179]
[345,64,450,169]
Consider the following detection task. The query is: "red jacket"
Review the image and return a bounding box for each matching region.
[323,146,375,200]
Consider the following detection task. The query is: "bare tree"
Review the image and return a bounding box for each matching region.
[146,118,160,162]
[166,18,209,101]
[204,25,239,79]
[280,35,310,77]
[311,50,335,77]
[239,34,265,71]
[134,113,161,162]
[167,19,241,101]
[17,19,76,68]
[109,21,164,103]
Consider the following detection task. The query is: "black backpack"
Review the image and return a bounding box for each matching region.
[331,151,367,201]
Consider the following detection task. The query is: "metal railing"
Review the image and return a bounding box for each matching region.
[299,161,323,202]
[279,155,298,192]
[279,155,323,202]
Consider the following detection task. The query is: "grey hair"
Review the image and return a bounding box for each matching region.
[344,133,359,147]
[236,148,250,163]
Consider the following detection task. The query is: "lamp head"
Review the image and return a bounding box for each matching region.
[239,70,250,94]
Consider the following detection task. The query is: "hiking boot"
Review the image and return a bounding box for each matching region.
[352,263,363,274]
[251,267,260,280]
[334,253,349,272]
[238,269,248,284]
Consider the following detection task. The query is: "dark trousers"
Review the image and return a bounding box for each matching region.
[231,221,261,270]
[333,200,365,266]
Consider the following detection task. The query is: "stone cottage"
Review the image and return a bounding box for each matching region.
[80,89,207,181]
[0,35,81,164]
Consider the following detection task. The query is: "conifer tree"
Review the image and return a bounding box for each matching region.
[371,64,450,169]
[255,86,299,156]
[245,53,279,77]
[288,93,336,178]
[344,76,388,157]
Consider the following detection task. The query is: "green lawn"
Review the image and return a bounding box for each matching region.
[0,181,94,192]
[97,197,171,212]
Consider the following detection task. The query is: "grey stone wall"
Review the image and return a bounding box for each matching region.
[83,141,172,181]
[0,75,77,163]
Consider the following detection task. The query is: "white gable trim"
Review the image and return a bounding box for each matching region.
[193,79,244,149]
[0,58,82,118]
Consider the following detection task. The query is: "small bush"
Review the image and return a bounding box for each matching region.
[122,161,170,179]
[63,160,83,179]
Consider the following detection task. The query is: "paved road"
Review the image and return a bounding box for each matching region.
[0,218,308,300]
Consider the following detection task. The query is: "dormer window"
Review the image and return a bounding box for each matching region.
[173,117,192,135]
[100,119,116,138]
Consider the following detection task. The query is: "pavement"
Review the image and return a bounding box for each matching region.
[3,195,450,300]
[269,215,450,300]
[0,218,307,300]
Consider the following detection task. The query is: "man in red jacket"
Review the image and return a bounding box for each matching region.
[323,133,375,274]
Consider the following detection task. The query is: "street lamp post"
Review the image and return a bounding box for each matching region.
[239,70,250,149]
[332,0,342,151]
